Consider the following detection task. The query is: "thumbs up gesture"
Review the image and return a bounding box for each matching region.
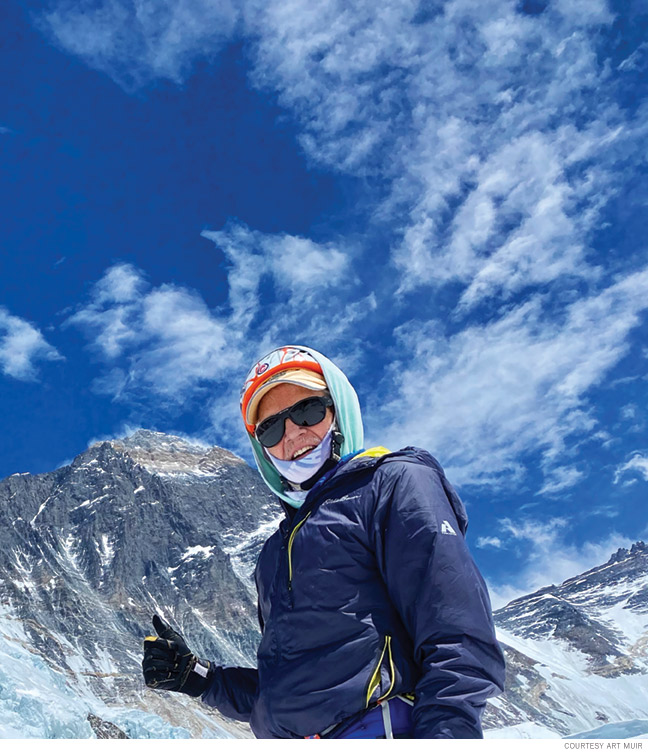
[142,615,212,697]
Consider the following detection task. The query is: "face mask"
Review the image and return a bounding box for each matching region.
[267,426,334,485]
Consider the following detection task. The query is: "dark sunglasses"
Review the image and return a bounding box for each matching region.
[255,395,333,448]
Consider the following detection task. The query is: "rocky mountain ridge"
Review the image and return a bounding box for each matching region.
[485,542,648,737]
[0,430,280,738]
[110,430,244,476]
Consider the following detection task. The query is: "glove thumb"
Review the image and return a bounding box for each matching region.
[152,614,178,641]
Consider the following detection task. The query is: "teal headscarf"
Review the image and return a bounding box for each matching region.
[245,346,364,505]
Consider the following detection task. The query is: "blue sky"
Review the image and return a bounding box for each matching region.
[1,0,647,605]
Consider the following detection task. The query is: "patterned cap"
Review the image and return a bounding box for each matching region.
[241,347,328,433]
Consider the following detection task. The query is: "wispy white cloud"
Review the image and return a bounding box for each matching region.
[617,41,648,72]
[67,229,369,444]
[67,263,145,358]
[40,0,648,501]
[486,517,635,608]
[202,221,352,309]
[202,221,370,367]
[271,235,351,300]
[243,0,640,308]
[617,402,645,436]
[66,263,233,397]
[614,452,648,484]
[95,262,147,304]
[0,308,63,381]
[36,1,646,312]
[38,0,239,90]
[370,267,648,489]
[537,466,586,496]
[476,536,503,550]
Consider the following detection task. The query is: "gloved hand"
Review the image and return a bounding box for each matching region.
[142,615,212,697]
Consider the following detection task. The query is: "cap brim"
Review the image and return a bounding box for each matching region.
[246,369,328,426]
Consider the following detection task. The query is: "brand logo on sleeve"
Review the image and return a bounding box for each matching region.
[441,520,457,536]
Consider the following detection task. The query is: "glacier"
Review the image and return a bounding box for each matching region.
[0,609,215,738]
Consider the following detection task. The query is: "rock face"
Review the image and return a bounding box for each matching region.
[87,713,129,739]
[485,543,648,737]
[0,430,280,738]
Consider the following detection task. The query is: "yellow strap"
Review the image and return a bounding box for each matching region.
[366,637,389,706]
[354,446,391,460]
[377,636,395,703]
[288,512,311,583]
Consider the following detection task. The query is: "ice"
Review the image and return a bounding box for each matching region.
[497,625,648,737]
[29,495,52,526]
[71,494,109,511]
[96,534,115,567]
[566,720,648,739]
[222,514,283,598]
[0,609,223,739]
[180,545,215,561]
[0,611,93,738]
[486,722,561,739]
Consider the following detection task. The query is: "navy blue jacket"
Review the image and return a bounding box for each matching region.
[202,448,505,738]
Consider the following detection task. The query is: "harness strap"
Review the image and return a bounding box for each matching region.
[304,719,340,739]
[305,693,414,739]
[381,700,393,739]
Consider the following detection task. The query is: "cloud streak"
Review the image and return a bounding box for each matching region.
[245,0,641,307]
[371,268,648,488]
[41,0,648,500]
[202,221,352,316]
[485,516,635,608]
[37,1,648,313]
[65,263,232,398]
[38,0,239,90]
[614,452,648,484]
[66,228,368,445]
[0,308,63,381]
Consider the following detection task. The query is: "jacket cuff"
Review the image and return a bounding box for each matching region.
[182,659,212,697]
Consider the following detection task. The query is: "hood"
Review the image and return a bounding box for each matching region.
[246,346,364,504]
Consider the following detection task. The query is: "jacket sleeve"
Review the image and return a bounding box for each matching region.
[371,457,505,739]
[201,666,259,722]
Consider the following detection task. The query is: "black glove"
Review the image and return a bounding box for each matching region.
[142,615,212,697]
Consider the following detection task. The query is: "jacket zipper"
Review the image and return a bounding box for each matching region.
[365,635,395,707]
[287,511,311,594]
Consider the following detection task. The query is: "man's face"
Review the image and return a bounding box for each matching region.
[256,383,334,461]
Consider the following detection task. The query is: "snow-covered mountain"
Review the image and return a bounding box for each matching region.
[0,430,279,738]
[1,430,646,738]
[484,542,648,739]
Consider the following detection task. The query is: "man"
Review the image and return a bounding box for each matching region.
[142,345,505,738]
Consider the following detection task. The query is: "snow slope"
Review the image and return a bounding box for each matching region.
[485,544,648,738]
